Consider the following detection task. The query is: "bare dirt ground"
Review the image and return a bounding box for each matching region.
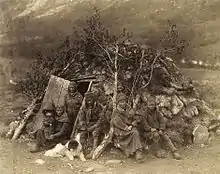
[0,68,220,174]
[1,137,220,174]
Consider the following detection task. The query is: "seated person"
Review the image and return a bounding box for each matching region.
[49,105,73,140]
[77,92,105,159]
[140,96,181,160]
[111,94,144,163]
[30,102,58,153]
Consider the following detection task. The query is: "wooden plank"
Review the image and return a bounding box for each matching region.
[32,75,70,132]
[57,78,70,107]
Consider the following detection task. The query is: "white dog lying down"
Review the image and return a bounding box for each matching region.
[44,133,86,161]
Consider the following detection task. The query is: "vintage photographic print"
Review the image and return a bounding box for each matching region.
[0,0,220,173]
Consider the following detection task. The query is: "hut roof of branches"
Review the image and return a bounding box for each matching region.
[20,10,188,101]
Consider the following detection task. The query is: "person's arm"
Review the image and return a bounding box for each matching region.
[143,116,152,132]
[50,122,71,139]
[131,120,138,127]
[64,95,67,111]
[158,111,166,131]
[112,112,130,131]
[43,124,54,140]
[95,111,105,127]
[78,109,87,131]
[130,114,138,127]
[88,106,105,131]
[133,94,141,110]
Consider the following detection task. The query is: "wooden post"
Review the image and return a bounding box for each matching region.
[70,81,93,139]
[92,45,118,159]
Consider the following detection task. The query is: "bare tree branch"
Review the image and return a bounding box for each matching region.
[128,50,145,105]
[58,51,80,76]
[142,52,161,89]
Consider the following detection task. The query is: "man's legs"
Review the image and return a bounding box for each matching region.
[30,129,47,153]
[58,122,73,139]
[161,133,181,160]
[80,131,87,152]
[131,128,144,163]
[150,131,165,158]
[86,128,100,159]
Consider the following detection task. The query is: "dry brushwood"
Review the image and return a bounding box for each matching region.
[11,98,39,140]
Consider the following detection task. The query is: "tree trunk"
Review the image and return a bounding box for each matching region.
[92,45,118,159]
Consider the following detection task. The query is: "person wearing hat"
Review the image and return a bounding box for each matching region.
[64,81,83,127]
[47,105,73,141]
[77,91,105,159]
[141,95,181,160]
[111,94,144,163]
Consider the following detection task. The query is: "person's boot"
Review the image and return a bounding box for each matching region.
[30,142,42,153]
[168,142,182,160]
[80,135,87,154]
[86,149,94,159]
[30,130,46,153]
[172,151,181,160]
[86,137,98,159]
[151,138,162,158]
[155,149,167,159]
[164,134,182,160]
[135,149,144,163]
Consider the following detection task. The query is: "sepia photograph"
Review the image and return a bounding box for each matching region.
[0,0,220,173]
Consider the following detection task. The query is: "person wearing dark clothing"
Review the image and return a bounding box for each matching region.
[77,92,105,159]
[140,96,181,160]
[64,81,83,125]
[111,94,144,162]
[30,102,59,153]
[49,106,73,140]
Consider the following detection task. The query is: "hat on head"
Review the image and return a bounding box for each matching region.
[117,93,127,103]
[42,101,56,114]
[118,83,124,90]
[85,91,96,99]
[56,105,65,110]
[147,95,156,102]
[68,81,77,88]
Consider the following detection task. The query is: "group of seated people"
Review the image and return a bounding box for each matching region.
[30,81,192,163]
[30,81,106,159]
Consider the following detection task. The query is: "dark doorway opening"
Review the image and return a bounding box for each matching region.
[77,82,90,96]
